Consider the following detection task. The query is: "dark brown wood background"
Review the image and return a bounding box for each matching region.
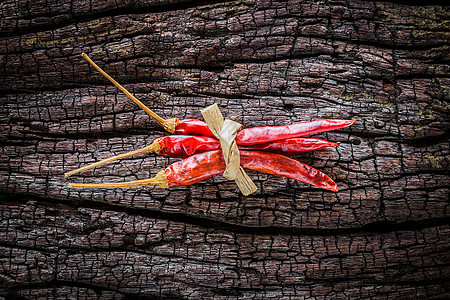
[1,0,449,299]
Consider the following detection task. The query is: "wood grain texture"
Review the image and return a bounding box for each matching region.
[1,0,449,299]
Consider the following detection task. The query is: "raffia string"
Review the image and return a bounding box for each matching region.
[201,104,258,196]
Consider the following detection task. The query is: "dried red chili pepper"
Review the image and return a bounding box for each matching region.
[82,53,354,144]
[68,150,338,192]
[241,138,339,155]
[173,118,354,145]
[159,136,339,157]
[172,119,215,137]
[156,135,218,158]
[240,150,337,192]
[64,135,339,177]
[236,119,355,145]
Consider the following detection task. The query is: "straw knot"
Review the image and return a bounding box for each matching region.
[201,104,258,196]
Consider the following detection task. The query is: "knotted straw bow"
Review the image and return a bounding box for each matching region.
[201,104,258,196]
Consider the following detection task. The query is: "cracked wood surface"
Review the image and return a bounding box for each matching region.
[1,0,449,299]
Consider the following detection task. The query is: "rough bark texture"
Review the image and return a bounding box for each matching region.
[1,0,449,299]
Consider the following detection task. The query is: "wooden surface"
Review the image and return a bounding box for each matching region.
[1,0,449,299]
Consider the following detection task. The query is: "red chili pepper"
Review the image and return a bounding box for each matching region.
[164,150,224,186]
[173,118,354,145]
[240,150,337,192]
[173,119,215,137]
[64,135,340,178]
[157,135,219,158]
[82,53,353,144]
[158,136,338,157]
[236,119,355,145]
[82,53,353,145]
[241,138,339,155]
[69,150,338,192]
[166,150,338,190]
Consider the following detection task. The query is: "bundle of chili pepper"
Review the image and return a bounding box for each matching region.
[66,54,355,193]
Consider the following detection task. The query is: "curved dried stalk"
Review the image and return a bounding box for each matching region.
[82,53,176,132]
[64,140,160,177]
[68,170,168,188]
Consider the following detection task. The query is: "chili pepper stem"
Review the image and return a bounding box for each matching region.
[81,53,175,132]
[64,140,160,177]
[163,118,178,134]
[68,170,169,189]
